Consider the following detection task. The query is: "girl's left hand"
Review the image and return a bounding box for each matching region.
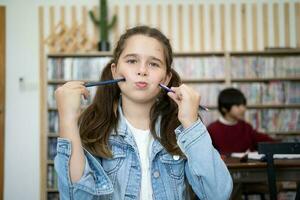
[167,84,200,129]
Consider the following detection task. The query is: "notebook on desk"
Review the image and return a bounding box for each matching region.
[231,151,300,160]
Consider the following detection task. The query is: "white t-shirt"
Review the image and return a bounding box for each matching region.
[125,118,154,200]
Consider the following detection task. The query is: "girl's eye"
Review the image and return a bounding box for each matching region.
[149,62,160,67]
[127,59,137,64]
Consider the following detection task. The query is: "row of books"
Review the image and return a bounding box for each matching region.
[47,85,97,108]
[48,138,57,160]
[231,56,300,78]
[232,82,300,105]
[173,57,226,79]
[47,57,110,80]
[48,111,59,134]
[190,83,225,106]
[188,82,300,106]
[48,83,299,109]
[48,107,299,136]
[47,82,299,112]
[47,165,58,189]
[246,109,300,132]
[47,56,300,81]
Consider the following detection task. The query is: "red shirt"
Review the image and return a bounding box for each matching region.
[207,120,274,154]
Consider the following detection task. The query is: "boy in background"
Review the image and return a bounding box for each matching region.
[207,88,274,155]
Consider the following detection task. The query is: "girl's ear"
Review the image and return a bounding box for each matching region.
[111,63,117,78]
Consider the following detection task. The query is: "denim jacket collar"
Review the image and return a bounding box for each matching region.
[111,100,164,156]
[112,100,162,137]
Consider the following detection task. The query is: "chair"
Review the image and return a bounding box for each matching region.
[258,142,300,200]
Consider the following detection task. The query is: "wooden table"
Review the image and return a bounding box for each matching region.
[225,157,300,183]
[224,157,300,199]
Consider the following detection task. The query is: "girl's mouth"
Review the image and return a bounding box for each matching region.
[135,81,148,89]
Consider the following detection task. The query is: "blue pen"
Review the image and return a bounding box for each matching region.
[159,83,209,111]
[84,78,125,87]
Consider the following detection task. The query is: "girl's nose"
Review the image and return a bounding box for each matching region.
[137,64,148,76]
[137,72,147,76]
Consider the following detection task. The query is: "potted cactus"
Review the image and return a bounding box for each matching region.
[89,0,117,51]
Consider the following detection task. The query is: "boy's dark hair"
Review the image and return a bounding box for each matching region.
[218,88,247,116]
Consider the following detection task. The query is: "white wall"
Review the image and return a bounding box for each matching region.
[0,0,299,200]
[1,0,40,199]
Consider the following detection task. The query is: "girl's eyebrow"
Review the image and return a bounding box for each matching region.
[122,54,163,64]
[122,54,138,59]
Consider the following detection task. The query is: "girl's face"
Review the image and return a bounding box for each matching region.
[226,104,246,121]
[111,34,171,104]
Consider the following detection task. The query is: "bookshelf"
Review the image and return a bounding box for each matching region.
[42,50,300,199]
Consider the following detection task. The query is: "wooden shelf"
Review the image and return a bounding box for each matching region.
[47,50,300,58]
[230,49,300,55]
[247,104,300,109]
[47,188,58,193]
[48,133,58,138]
[48,107,57,111]
[48,106,87,111]
[231,77,300,82]
[48,79,96,85]
[47,160,54,165]
[174,52,225,57]
[48,51,227,58]
[48,104,300,112]
[48,52,113,58]
[183,104,300,110]
[182,78,225,83]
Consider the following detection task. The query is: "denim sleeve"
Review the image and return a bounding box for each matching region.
[54,137,113,200]
[175,120,233,200]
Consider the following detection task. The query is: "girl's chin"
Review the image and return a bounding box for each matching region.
[122,93,158,102]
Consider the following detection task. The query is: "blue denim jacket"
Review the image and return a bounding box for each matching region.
[55,106,232,200]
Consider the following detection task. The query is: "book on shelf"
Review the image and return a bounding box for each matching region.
[245,109,300,133]
[48,57,111,80]
[47,85,98,110]
[231,56,300,78]
[47,165,58,189]
[190,83,226,107]
[48,111,59,134]
[232,82,300,105]
[173,56,226,79]
[47,138,57,161]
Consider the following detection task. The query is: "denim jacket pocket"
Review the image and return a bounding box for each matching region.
[101,143,127,175]
[160,153,185,180]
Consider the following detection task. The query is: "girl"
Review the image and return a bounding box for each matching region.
[54,26,232,200]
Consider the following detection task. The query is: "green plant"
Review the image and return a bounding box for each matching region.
[89,0,117,50]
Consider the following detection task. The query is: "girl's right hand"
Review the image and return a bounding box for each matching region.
[55,81,90,123]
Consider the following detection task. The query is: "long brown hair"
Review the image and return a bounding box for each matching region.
[79,26,182,158]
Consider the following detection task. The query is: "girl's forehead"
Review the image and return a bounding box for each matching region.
[121,35,165,60]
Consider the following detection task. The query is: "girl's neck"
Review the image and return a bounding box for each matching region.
[121,97,153,130]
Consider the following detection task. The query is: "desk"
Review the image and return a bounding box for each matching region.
[223,157,300,200]
[225,157,300,183]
